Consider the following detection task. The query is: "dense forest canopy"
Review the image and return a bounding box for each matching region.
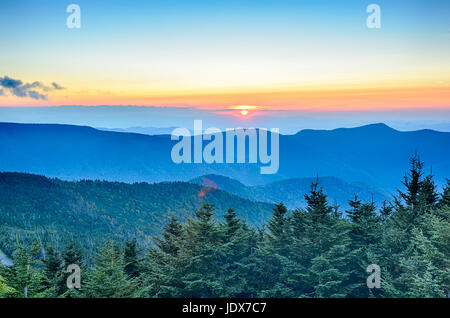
[0,155,449,298]
[0,174,273,258]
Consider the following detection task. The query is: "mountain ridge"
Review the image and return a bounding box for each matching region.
[189,174,390,209]
[0,122,448,190]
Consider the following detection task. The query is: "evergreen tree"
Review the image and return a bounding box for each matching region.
[288,208,314,296]
[42,245,63,296]
[393,154,432,232]
[60,242,84,297]
[266,202,291,255]
[345,195,381,297]
[154,217,183,256]
[427,207,450,297]
[135,217,184,298]
[304,180,333,220]
[124,238,140,278]
[223,208,241,240]
[2,241,50,298]
[418,174,439,208]
[176,203,223,297]
[347,196,380,249]
[309,250,348,298]
[379,200,393,222]
[245,202,295,297]
[0,274,15,297]
[398,152,424,210]
[218,208,259,297]
[303,181,336,254]
[439,178,450,208]
[397,228,446,297]
[84,241,132,298]
[62,243,83,267]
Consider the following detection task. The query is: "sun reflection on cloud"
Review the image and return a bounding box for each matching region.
[233,105,260,110]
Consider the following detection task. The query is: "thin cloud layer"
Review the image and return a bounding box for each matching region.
[0,75,64,100]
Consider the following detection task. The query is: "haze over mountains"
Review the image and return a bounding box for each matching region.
[0,122,448,191]
[190,174,389,210]
[1,106,449,134]
[98,126,181,136]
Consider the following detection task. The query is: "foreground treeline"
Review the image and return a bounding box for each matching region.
[1,155,449,298]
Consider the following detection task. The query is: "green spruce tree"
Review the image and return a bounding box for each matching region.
[84,241,132,298]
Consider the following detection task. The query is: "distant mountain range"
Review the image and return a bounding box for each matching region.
[0,172,273,258]
[0,122,449,190]
[189,174,390,209]
[98,126,182,136]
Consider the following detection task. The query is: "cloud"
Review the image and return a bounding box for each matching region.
[0,75,65,100]
[52,82,64,90]
[0,76,22,88]
[27,91,47,100]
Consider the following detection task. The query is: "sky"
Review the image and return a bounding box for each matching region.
[0,0,449,129]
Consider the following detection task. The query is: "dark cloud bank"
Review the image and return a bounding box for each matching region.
[0,75,64,100]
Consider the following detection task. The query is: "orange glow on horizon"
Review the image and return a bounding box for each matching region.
[0,86,449,112]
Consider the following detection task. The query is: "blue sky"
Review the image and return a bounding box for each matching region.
[0,0,449,130]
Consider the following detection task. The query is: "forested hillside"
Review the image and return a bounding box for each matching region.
[0,173,272,258]
[0,155,449,298]
[190,174,389,209]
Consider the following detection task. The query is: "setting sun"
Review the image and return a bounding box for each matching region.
[233,105,259,117]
